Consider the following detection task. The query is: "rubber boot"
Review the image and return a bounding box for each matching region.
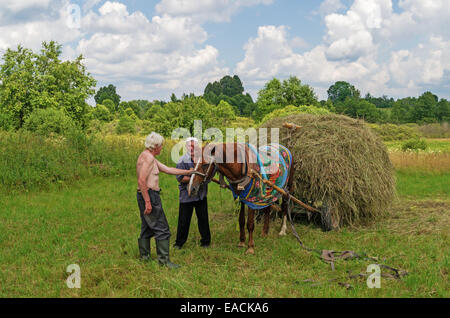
[156,239,180,269]
[138,238,151,261]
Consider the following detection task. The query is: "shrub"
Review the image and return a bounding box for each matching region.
[23,108,75,136]
[92,104,112,122]
[116,115,136,134]
[401,139,428,152]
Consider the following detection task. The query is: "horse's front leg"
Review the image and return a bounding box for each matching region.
[238,202,246,248]
[246,208,255,254]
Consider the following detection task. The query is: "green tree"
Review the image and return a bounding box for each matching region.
[436,99,450,122]
[0,41,96,129]
[144,96,215,137]
[214,100,236,127]
[219,75,244,97]
[92,104,112,122]
[102,99,116,114]
[327,81,360,104]
[281,76,318,106]
[391,98,415,124]
[119,101,143,119]
[116,114,136,134]
[413,92,438,123]
[94,84,121,110]
[255,76,318,121]
[365,93,395,108]
[203,75,254,116]
[335,97,382,123]
[255,78,284,120]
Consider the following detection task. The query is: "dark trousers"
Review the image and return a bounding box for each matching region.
[175,198,211,247]
[137,189,171,241]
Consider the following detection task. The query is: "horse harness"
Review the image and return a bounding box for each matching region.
[192,143,253,192]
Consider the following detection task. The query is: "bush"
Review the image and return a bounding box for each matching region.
[0,111,13,131]
[92,104,112,122]
[116,115,136,134]
[401,139,428,152]
[23,108,75,136]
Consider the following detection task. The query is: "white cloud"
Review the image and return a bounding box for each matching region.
[82,0,103,13]
[236,0,450,100]
[155,0,273,23]
[75,1,229,100]
[317,0,345,16]
[0,0,53,13]
[0,1,82,52]
[1,0,449,102]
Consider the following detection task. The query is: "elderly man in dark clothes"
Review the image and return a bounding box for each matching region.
[174,137,211,249]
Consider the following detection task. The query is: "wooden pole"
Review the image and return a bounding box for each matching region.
[258,176,320,213]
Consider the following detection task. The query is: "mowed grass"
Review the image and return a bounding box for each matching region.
[0,171,448,298]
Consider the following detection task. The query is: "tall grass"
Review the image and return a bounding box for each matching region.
[0,131,148,190]
[389,152,450,173]
[0,130,182,191]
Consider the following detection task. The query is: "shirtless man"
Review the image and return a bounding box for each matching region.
[136,132,193,269]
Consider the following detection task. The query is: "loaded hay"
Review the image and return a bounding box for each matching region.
[259,113,396,230]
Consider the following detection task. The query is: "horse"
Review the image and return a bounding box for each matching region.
[187,142,294,255]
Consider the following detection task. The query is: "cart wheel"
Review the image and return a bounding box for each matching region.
[320,200,340,231]
[320,201,333,232]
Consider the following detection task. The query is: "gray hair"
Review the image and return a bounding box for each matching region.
[185,137,199,149]
[145,132,164,150]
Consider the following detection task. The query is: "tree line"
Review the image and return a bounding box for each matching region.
[0,42,448,137]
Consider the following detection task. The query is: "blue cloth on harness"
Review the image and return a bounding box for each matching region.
[230,143,292,210]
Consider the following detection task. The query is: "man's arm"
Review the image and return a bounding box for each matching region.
[157,160,193,176]
[137,156,152,214]
[179,176,191,183]
[176,160,191,184]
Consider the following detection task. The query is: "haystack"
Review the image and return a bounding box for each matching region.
[259,113,396,230]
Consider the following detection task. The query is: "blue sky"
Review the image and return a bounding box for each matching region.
[0,0,449,104]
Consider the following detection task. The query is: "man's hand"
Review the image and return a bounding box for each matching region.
[188,168,194,175]
[144,201,152,215]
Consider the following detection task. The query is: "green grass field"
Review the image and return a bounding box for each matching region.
[0,169,448,298]
[0,133,448,298]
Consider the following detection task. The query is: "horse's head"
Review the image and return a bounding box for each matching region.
[188,144,217,197]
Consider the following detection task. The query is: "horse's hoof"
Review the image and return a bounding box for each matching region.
[245,248,255,255]
[278,231,287,236]
[261,232,268,238]
[237,242,246,248]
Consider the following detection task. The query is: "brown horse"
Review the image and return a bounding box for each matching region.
[188,143,294,254]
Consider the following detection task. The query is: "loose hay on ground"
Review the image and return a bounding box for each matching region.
[259,113,396,228]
